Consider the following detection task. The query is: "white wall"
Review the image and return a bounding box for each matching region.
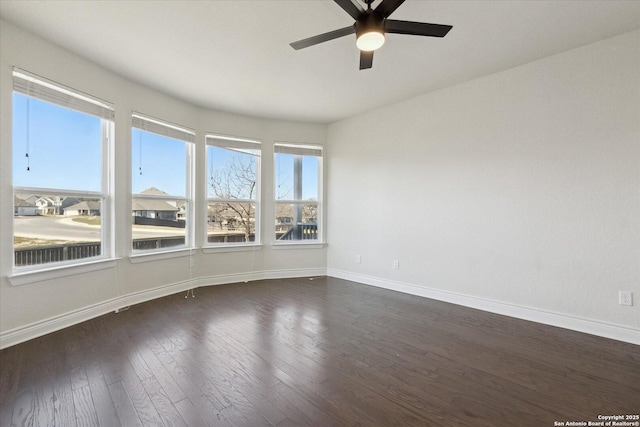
[0,20,326,347]
[327,30,640,339]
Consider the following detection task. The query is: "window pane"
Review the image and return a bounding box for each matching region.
[275,153,294,200]
[14,194,102,266]
[275,153,319,201]
[12,93,102,191]
[207,202,256,243]
[275,203,318,241]
[302,156,319,200]
[132,128,186,197]
[207,146,257,200]
[132,198,186,250]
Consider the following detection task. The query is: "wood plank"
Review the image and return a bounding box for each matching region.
[174,398,214,427]
[86,361,121,427]
[137,341,187,403]
[33,380,56,427]
[71,385,98,426]
[51,377,77,427]
[118,359,164,426]
[108,381,142,427]
[10,387,35,427]
[140,375,187,427]
[154,350,232,426]
[0,345,23,399]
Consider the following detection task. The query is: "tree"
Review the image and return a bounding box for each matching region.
[208,154,256,242]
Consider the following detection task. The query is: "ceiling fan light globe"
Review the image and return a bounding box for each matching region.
[356,31,385,51]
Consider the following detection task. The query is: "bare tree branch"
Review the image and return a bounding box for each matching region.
[208,154,256,242]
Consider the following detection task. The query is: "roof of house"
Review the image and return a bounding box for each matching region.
[61,197,81,209]
[15,194,40,204]
[14,195,36,208]
[65,201,101,211]
[132,199,178,212]
[139,187,169,196]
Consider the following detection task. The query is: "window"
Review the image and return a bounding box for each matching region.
[274,143,322,242]
[132,114,194,253]
[12,68,114,269]
[206,135,261,245]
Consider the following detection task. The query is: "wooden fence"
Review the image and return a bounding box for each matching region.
[15,224,318,266]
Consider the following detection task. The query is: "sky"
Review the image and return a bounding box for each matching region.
[13,93,320,200]
[132,128,186,196]
[13,93,102,192]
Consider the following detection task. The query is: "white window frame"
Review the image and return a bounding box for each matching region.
[131,113,195,255]
[11,68,115,274]
[274,143,323,244]
[205,134,261,247]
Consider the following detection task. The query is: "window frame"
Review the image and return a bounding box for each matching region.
[205,134,262,247]
[11,68,115,273]
[274,143,323,244]
[131,113,195,256]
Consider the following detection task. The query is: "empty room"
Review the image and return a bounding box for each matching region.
[0,1,639,425]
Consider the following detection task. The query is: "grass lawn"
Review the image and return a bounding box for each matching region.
[72,216,101,225]
[14,236,73,248]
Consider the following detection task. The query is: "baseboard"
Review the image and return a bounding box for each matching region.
[194,267,327,287]
[327,268,640,345]
[0,267,326,349]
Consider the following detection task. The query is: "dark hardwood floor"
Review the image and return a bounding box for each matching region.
[1,277,638,426]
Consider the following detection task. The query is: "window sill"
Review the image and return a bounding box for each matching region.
[9,258,118,286]
[202,244,263,254]
[270,242,325,250]
[129,248,194,264]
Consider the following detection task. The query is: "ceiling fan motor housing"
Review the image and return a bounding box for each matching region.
[356,13,385,38]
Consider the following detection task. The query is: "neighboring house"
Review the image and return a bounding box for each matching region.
[275,205,294,229]
[208,204,250,229]
[64,201,101,216]
[16,194,54,215]
[35,196,62,215]
[132,187,180,220]
[16,195,76,215]
[275,204,318,227]
[132,199,179,220]
[177,201,187,221]
[13,196,38,216]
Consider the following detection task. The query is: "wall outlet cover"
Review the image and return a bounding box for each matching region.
[618,291,633,306]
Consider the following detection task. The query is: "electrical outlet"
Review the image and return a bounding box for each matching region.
[356,255,361,264]
[619,291,632,306]
[393,260,399,270]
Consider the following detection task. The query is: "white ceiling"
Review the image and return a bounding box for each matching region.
[1,0,639,124]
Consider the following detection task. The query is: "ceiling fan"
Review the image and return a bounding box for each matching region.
[290,0,452,70]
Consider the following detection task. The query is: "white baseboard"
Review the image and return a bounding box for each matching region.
[0,267,325,349]
[194,267,326,286]
[327,269,640,345]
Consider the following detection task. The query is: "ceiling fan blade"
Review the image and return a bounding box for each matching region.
[290,26,355,50]
[374,0,406,18]
[385,20,452,37]
[333,0,366,20]
[359,51,373,70]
